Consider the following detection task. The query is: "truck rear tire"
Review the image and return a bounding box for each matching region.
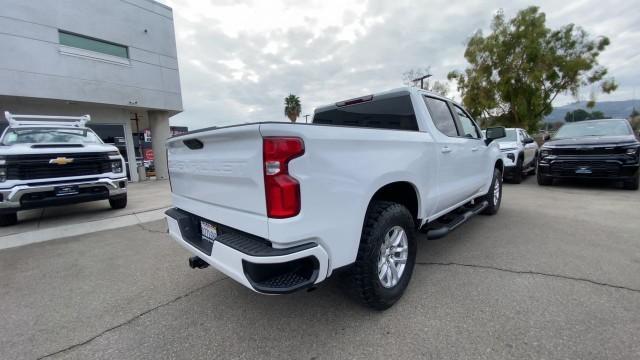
[343,201,416,310]
[481,168,502,215]
[0,213,18,227]
[109,195,128,209]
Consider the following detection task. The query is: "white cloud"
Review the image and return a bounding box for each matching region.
[161,0,640,129]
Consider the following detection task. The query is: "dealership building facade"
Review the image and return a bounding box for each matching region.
[0,0,183,181]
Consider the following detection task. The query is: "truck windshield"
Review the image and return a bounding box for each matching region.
[554,120,632,139]
[1,128,102,145]
[496,129,517,142]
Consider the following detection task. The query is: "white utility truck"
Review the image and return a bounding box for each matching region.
[165,87,506,309]
[0,112,128,226]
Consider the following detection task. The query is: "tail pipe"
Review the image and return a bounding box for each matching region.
[189,256,209,269]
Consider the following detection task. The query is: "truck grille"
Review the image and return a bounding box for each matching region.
[550,160,621,177]
[551,147,626,156]
[5,153,112,180]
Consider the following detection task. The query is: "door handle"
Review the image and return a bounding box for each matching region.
[471,147,479,152]
[441,146,452,154]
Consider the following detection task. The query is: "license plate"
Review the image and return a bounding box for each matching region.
[575,167,592,174]
[200,221,218,243]
[54,185,80,196]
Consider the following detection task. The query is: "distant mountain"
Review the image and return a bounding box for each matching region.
[544,100,640,123]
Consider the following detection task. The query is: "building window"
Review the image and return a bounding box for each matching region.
[58,31,128,59]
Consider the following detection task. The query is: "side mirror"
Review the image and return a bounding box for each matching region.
[485,126,506,145]
[543,134,551,141]
[523,137,534,144]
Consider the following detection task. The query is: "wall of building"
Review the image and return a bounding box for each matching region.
[0,0,182,113]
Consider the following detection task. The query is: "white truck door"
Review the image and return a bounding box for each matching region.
[423,95,477,212]
[451,104,487,193]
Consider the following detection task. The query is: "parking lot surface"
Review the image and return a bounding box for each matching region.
[1,178,639,360]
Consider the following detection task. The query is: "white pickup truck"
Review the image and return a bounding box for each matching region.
[0,112,128,226]
[165,87,506,309]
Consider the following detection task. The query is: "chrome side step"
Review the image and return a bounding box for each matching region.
[421,200,488,240]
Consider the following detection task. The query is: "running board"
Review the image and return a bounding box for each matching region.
[421,200,488,240]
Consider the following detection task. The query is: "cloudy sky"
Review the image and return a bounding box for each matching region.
[161,0,640,129]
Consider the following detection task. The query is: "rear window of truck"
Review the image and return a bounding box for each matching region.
[313,95,418,131]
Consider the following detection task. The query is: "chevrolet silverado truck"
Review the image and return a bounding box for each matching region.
[537,119,639,190]
[165,87,506,309]
[0,112,128,226]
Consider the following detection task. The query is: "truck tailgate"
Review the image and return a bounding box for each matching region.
[166,124,268,238]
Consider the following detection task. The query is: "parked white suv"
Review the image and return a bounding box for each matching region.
[495,128,539,183]
[0,112,127,226]
[165,87,506,309]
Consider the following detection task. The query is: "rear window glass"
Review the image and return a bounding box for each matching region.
[313,95,418,131]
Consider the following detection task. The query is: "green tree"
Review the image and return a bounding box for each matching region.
[284,94,301,123]
[402,67,449,97]
[565,109,608,122]
[448,6,617,132]
[590,110,606,119]
[565,109,590,122]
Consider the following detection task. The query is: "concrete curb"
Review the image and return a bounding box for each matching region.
[0,207,168,251]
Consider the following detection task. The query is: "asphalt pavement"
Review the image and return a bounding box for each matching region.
[1,177,639,360]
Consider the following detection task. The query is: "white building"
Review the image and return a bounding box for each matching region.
[0,0,183,181]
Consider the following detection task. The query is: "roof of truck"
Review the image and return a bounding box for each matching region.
[314,86,455,114]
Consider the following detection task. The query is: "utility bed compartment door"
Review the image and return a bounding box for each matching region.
[167,125,268,238]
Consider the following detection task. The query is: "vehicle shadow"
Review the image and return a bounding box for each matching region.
[549,178,628,191]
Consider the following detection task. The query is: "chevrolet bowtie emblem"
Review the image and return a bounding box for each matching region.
[49,157,74,165]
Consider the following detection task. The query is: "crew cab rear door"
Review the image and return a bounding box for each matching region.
[166,124,269,238]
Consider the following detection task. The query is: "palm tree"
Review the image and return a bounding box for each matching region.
[284,94,301,123]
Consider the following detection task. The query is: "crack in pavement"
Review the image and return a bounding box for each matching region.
[416,261,640,294]
[33,261,639,358]
[136,222,168,234]
[36,276,230,360]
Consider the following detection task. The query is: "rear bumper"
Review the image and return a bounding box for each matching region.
[165,208,329,294]
[0,177,127,213]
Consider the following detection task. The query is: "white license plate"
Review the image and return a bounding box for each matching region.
[200,221,218,242]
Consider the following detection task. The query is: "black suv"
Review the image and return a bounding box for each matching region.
[537,119,639,190]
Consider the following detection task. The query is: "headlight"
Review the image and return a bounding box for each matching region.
[626,147,638,155]
[500,147,518,152]
[540,149,551,157]
[506,153,515,161]
[111,160,123,173]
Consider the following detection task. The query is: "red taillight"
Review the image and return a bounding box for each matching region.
[263,137,304,218]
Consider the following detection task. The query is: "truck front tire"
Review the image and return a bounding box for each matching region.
[537,170,553,186]
[511,157,523,184]
[344,201,416,310]
[109,195,128,209]
[623,172,639,190]
[481,168,503,215]
[0,213,18,227]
